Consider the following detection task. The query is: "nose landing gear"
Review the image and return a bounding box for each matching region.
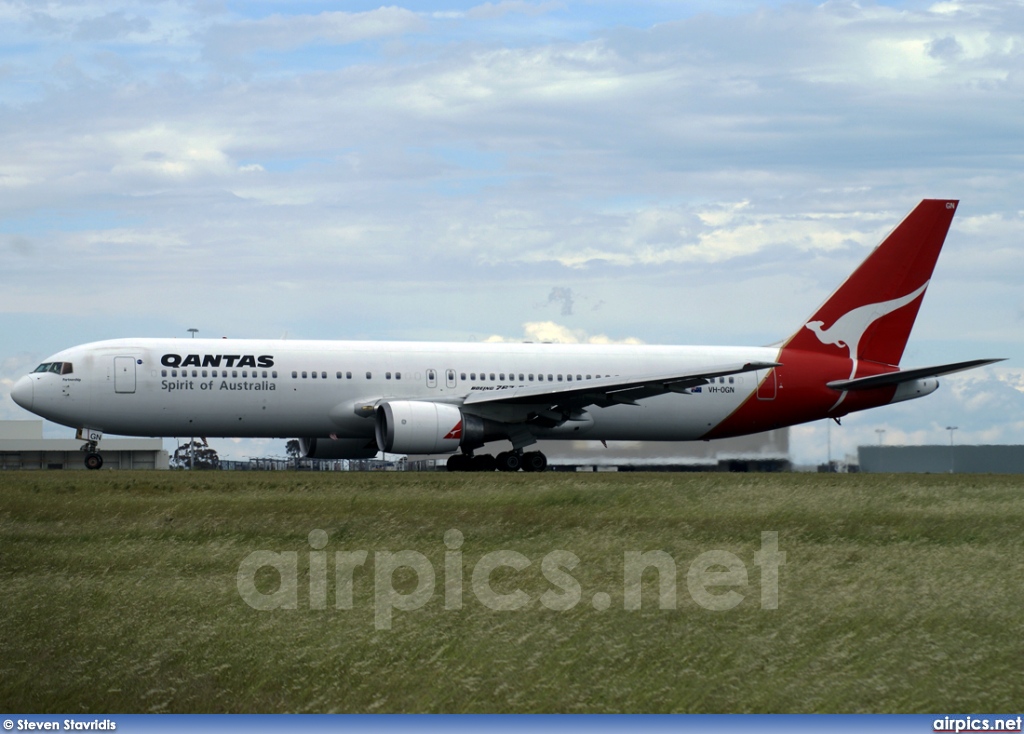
[76,428,104,470]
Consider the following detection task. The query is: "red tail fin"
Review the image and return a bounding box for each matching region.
[784,199,958,366]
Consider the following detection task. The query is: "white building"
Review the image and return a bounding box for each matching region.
[0,421,169,470]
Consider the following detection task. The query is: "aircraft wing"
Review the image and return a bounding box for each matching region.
[462,360,781,417]
[827,358,1005,391]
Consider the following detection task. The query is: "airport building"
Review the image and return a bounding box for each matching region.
[0,421,169,470]
[858,445,1024,474]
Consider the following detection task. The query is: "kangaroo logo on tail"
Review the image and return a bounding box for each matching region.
[804,281,930,362]
[805,281,929,410]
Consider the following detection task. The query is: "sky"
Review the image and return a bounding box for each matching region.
[1,0,1022,466]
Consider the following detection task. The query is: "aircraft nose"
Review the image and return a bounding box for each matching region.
[10,375,33,410]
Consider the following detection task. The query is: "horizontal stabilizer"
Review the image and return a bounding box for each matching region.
[827,358,1005,391]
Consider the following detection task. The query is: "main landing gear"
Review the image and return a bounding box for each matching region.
[446,450,548,473]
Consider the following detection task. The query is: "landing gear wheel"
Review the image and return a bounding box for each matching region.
[522,451,547,473]
[447,454,471,472]
[470,454,496,472]
[84,453,104,471]
[496,451,522,472]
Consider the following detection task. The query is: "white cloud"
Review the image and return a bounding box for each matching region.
[484,321,644,345]
[466,2,564,21]
[206,7,428,56]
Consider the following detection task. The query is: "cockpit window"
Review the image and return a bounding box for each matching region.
[31,362,72,375]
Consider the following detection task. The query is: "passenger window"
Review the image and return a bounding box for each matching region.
[233,371,238,378]
[558,375,563,382]
[396,372,401,380]
[292,371,298,378]
[312,371,317,379]
[366,372,372,379]
[272,371,278,378]
[489,373,495,381]
[302,371,307,378]
[386,372,392,380]
[161,370,167,377]
[346,372,352,379]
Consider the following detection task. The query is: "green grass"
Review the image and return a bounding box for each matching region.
[1,470,1022,712]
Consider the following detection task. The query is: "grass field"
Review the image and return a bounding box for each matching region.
[1,470,1022,713]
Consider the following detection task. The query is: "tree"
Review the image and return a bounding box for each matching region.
[285,439,303,469]
[171,439,221,470]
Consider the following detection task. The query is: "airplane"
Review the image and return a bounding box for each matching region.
[9,199,1003,472]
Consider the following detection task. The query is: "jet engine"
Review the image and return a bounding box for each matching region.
[298,436,379,460]
[374,401,488,455]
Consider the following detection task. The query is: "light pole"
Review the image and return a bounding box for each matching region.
[188,328,198,469]
[875,428,886,445]
[946,425,958,474]
[826,418,832,472]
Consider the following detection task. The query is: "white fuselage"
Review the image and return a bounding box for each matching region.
[15,338,780,443]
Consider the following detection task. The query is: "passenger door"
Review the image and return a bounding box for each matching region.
[114,356,137,394]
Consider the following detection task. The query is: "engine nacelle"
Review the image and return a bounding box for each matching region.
[298,436,379,460]
[374,401,485,455]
